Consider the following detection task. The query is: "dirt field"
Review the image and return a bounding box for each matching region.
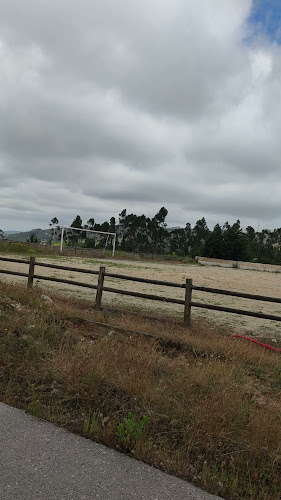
[1,253,281,339]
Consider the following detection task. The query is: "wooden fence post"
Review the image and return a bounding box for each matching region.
[28,256,36,287]
[94,266,105,310]
[184,278,192,326]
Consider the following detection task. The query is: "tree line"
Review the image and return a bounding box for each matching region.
[2,210,280,264]
[47,210,281,264]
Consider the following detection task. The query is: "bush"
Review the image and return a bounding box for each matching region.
[0,242,29,254]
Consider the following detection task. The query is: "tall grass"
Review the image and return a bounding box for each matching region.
[0,241,36,254]
[0,280,280,499]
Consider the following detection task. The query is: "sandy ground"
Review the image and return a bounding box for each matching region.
[1,254,281,338]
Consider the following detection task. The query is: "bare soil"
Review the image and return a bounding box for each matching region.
[1,254,281,338]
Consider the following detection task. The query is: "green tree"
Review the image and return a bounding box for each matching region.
[256,229,274,264]
[222,220,249,261]
[245,226,257,260]
[203,224,224,258]
[246,226,256,241]
[169,227,186,255]
[26,233,41,244]
[98,221,110,248]
[83,237,96,248]
[184,223,192,254]
[191,217,209,257]
[109,217,116,233]
[117,211,152,253]
[119,209,127,226]
[86,218,95,230]
[169,223,192,256]
[118,210,127,250]
[71,215,83,229]
[49,217,59,246]
[148,207,168,254]
[81,218,96,247]
[203,221,251,261]
[67,215,83,245]
[118,213,141,252]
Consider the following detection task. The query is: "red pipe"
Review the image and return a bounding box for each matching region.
[232,334,281,352]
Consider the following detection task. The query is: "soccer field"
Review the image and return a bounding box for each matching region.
[1,254,281,338]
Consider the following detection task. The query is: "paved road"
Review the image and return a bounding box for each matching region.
[0,403,223,500]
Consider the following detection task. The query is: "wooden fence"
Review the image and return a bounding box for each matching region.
[1,256,281,326]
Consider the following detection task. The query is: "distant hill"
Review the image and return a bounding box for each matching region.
[3,230,21,234]
[6,228,53,243]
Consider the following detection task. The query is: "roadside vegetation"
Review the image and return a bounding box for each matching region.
[1,280,281,499]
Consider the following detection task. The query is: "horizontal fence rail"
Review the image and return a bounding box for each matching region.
[33,274,98,290]
[0,256,29,264]
[103,286,185,304]
[0,269,29,278]
[105,271,185,288]
[35,261,99,275]
[192,285,281,304]
[1,256,281,326]
[191,301,281,322]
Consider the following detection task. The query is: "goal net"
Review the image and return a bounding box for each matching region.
[59,226,116,256]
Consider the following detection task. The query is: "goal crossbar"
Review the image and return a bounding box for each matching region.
[59,226,116,256]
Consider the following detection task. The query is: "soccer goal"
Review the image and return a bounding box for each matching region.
[59,226,116,256]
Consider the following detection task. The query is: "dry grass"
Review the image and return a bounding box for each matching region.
[1,280,281,500]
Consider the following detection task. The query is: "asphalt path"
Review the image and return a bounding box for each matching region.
[0,403,223,500]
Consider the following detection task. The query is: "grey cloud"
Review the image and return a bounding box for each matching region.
[1,0,281,232]
[0,0,252,119]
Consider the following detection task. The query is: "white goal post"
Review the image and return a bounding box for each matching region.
[59,226,116,256]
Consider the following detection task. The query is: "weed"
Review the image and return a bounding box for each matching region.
[273,365,281,390]
[251,365,264,380]
[117,412,148,448]
[27,384,42,417]
[83,412,103,437]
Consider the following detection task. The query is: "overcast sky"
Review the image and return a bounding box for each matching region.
[1,0,281,231]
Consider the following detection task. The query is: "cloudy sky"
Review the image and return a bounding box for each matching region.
[1,0,281,231]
